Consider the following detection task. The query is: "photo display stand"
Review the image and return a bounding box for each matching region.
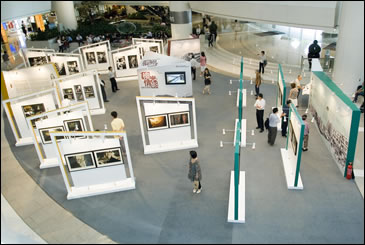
[136,96,198,154]
[22,48,55,67]
[53,70,105,115]
[50,131,135,200]
[309,71,361,177]
[280,103,304,190]
[132,38,164,57]
[167,37,200,64]
[110,44,141,82]
[2,88,61,147]
[49,52,84,76]
[26,102,93,169]
[79,40,112,73]
[1,63,59,99]
[276,64,287,131]
[138,52,193,97]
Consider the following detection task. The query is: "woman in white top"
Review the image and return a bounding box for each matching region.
[258,51,267,74]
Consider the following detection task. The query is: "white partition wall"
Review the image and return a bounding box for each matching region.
[167,38,200,63]
[136,96,198,154]
[132,38,164,56]
[79,40,112,73]
[49,53,84,76]
[50,131,135,200]
[2,88,61,146]
[22,48,55,67]
[27,102,93,169]
[53,70,105,115]
[110,45,141,81]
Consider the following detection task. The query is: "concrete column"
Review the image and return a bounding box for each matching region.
[332,1,364,96]
[51,1,78,31]
[169,1,192,39]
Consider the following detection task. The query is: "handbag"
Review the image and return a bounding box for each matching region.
[263,59,268,67]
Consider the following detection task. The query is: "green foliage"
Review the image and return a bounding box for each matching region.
[29,28,59,41]
[127,12,148,20]
[75,1,101,22]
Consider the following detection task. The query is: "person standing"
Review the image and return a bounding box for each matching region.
[353,81,364,103]
[202,68,212,95]
[200,52,207,77]
[268,108,280,146]
[302,114,309,151]
[257,51,267,74]
[208,33,214,47]
[190,54,199,81]
[308,40,321,70]
[289,83,299,107]
[255,70,262,96]
[254,93,266,133]
[57,37,64,53]
[21,21,27,38]
[295,75,303,106]
[209,21,218,41]
[188,150,202,194]
[281,100,292,137]
[98,73,109,102]
[111,111,126,154]
[2,51,10,70]
[76,34,84,46]
[108,66,119,92]
[196,25,201,36]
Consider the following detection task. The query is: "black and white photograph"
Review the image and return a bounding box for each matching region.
[146,114,168,131]
[116,56,127,70]
[74,84,84,101]
[94,148,123,168]
[84,86,95,98]
[168,111,190,128]
[55,62,66,76]
[97,51,107,64]
[86,51,96,65]
[39,126,65,144]
[128,55,138,69]
[64,118,85,133]
[63,88,75,100]
[65,152,96,172]
[67,61,80,75]
[28,56,48,66]
[74,85,82,93]
[165,72,186,85]
[21,103,47,128]
[149,46,159,53]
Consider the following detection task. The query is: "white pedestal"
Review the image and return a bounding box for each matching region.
[67,178,136,200]
[280,148,303,190]
[15,137,34,147]
[227,171,245,223]
[144,140,198,154]
[39,158,59,169]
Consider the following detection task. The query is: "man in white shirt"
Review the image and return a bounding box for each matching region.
[295,75,303,99]
[108,66,119,92]
[190,54,199,80]
[111,111,126,154]
[254,93,266,132]
[268,107,280,145]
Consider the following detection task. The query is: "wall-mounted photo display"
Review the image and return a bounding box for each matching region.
[94,148,123,168]
[146,114,168,131]
[74,85,84,101]
[28,56,48,67]
[86,52,96,65]
[97,51,107,64]
[63,118,86,138]
[116,56,127,70]
[278,86,283,107]
[289,121,298,156]
[149,46,159,53]
[168,111,190,128]
[39,126,65,144]
[67,61,80,75]
[65,151,96,172]
[165,72,186,85]
[63,88,75,100]
[21,103,47,128]
[128,55,138,69]
[55,62,66,76]
[83,86,95,98]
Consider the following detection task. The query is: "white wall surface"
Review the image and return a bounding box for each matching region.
[1,1,51,22]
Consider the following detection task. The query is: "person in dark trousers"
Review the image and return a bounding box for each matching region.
[254,93,266,132]
[202,68,212,95]
[188,150,202,194]
[190,54,199,81]
[209,21,218,42]
[258,51,266,74]
[268,107,280,145]
[255,70,262,96]
[21,21,27,38]
[208,33,214,47]
[98,73,109,102]
[308,40,321,70]
[2,51,10,70]
[353,81,364,103]
[108,66,119,92]
[281,100,292,137]
[302,114,310,151]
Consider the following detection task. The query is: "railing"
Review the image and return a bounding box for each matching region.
[300,55,335,73]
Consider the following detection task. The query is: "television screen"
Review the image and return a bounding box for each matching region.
[165,72,186,85]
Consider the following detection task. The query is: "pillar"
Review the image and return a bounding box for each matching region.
[51,1,78,31]
[332,1,364,96]
[169,1,192,39]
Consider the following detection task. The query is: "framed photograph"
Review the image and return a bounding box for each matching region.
[83,86,95,98]
[55,62,66,76]
[28,56,47,66]
[149,46,159,53]
[21,103,47,128]
[86,51,96,65]
[116,56,127,70]
[168,111,190,128]
[39,126,65,144]
[63,88,75,100]
[146,114,168,131]
[74,84,84,101]
[94,148,123,168]
[128,55,138,69]
[97,51,107,64]
[165,72,186,85]
[63,118,85,136]
[65,152,96,172]
[67,61,80,75]
[289,121,298,156]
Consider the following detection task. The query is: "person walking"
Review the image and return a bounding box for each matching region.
[208,33,214,47]
[209,21,218,42]
[111,111,126,154]
[2,51,10,70]
[76,34,84,46]
[57,36,64,53]
[98,73,109,102]
[268,107,280,146]
[353,81,364,103]
[200,52,207,77]
[202,68,212,95]
[108,66,119,92]
[258,51,267,74]
[21,21,27,38]
[302,114,309,151]
[254,93,266,133]
[294,75,303,105]
[255,70,262,97]
[308,40,321,70]
[196,25,201,36]
[188,150,202,194]
[190,54,199,80]
[289,83,299,107]
[281,100,292,137]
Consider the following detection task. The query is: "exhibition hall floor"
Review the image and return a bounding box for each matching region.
[2,68,364,243]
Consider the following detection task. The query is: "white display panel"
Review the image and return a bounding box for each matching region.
[168,38,200,62]
[22,48,55,67]
[49,54,83,76]
[132,38,164,56]
[111,45,141,79]
[80,41,111,71]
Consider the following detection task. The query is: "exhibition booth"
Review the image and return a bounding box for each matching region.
[78,40,112,73]
[167,37,201,63]
[48,52,84,76]
[110,45,141,82]
[22,48,55,67]
[132,38,164,56]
